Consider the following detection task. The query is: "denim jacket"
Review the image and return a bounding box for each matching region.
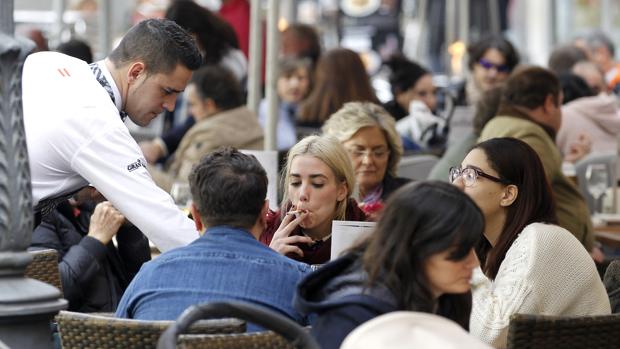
[115,225,311,328]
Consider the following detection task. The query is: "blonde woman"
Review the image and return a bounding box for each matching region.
[323,102,409,215]
[260,135,366,264]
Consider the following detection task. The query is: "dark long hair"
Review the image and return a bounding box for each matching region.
[298,48,379,125]
[473,138,557,279]
[165,0,239,65]
[353,181,484,329]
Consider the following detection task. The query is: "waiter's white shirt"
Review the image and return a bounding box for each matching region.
[22,51,198,252]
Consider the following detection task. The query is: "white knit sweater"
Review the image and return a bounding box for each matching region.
[470,222,610,348]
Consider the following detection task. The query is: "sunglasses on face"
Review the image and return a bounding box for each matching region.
[478,58,510,73]
[449,166,512,187]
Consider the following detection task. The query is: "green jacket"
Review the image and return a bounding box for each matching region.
[479,115,594,251]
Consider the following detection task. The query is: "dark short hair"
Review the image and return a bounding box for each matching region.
[548,45,588,75]
[108,18,202,74]
[56,38,93,63]
[473,137,557,279]
[358,181,484,329]
[559,73,594,104]
[502,66,560,109]
[165,0,239,65]
[385,54,430,96]
[188,147,267,229]
[468,34,520,72]
[191,65,243,110]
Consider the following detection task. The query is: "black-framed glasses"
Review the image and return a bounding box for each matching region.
[478,58,510,73]
[449,166,512,187]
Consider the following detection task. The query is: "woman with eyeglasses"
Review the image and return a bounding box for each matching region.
[294,181,483,349]
[322,102,410,218]
[451,137,610,348]
[260,135,366,265]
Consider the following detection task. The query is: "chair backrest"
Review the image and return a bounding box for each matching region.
[157,301,319,349]
[177,331,293,349]
[574,152,617,213]
[507,313,620,349]
[24,248,63,294]
[604,259,620,313]
[397,154,439,181]
[56,311,245,349]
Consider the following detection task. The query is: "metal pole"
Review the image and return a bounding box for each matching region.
[488,0,500,34]
[0,0,14,35]
[459,0,469,47]
[0,1,68,347]
[52,0,66,48]
[264,0,279,151]
[415,0,427,60]
[98,0,112,57]
[445,0,456,75]
[247,0,263,115]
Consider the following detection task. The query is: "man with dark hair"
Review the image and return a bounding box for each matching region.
[116,148,311,330]
[478,66,596,257]
[23,19,203,252]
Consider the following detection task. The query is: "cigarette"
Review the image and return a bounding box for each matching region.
[286,210,305,218]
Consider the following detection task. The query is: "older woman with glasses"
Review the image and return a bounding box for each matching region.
[451,137,610,348]
[322,102,410,217]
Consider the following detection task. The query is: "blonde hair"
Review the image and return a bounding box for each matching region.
[281,135,356,221]
[322,102,403,176]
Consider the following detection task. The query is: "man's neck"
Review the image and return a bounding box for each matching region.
[104,59,125,110]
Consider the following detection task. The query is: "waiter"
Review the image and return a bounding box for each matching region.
[22,19,203,252]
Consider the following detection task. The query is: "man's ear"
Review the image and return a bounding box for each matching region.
[127,61,145,83]
[190,203,204,235]
[257,200,270,230]
[500,184,518,207]
[543,94,556,114]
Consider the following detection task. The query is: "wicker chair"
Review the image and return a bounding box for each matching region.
[24,248,63,294]
[157,301,319,349]
[56,311,245,349]
[177,331,293,349]
[507,313,620,349]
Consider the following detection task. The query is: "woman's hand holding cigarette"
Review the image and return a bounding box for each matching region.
[269,207,313,256]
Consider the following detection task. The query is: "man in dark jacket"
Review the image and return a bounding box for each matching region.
[30,198,151,312]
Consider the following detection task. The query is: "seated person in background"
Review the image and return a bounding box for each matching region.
[452,137,610,348]
[148,65,263,192]
[30,194,151,312]
[572,60,608,95]
[478,67,596,256]
[260,135,366,265]
[297,48,380,130]
[322,102,409,217]
[258,57,312,151]
[383,54,437,121]
[459,34,520,106]
[383,55,444,150]
[557,73,620,160]
[116,148,311,329]
[294,181,483,349]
